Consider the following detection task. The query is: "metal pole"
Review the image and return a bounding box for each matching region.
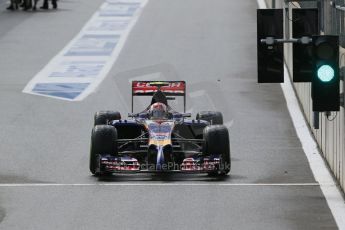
[314,112,320,129]
[284,0,289,40]
[260,37,312,45]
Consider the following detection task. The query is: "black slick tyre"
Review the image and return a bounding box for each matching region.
[94,111,121,126]
[203,125,231,176]
[89,125,117,175]
[196,111,223,125]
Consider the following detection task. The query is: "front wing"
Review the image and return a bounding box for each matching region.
[96,155,221,174]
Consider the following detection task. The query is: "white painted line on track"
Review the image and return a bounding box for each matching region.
[257,0,345,227]
[23,0,149,101]
[0,183,325,187]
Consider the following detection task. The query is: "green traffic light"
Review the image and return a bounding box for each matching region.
[317,65,335,82]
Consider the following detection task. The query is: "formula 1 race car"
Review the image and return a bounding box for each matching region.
[89,81,231,177]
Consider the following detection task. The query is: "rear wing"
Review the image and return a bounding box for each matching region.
[131,81,186,112]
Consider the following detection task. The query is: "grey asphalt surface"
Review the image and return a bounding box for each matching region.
[0,0,339,229]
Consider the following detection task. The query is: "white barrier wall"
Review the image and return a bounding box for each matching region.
[263,0,345,193]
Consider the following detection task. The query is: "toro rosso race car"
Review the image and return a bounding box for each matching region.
[89,81,231,177]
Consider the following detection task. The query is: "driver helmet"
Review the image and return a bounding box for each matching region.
[149,102,168,119]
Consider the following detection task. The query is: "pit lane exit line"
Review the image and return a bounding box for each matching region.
[0,183,328,187]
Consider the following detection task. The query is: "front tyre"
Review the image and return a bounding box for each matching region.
[196,111,223,125]
[203,125,231,176]
[89,125,118,175]
[94,111,121,126]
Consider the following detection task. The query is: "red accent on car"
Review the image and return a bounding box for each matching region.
[132,81,185,95]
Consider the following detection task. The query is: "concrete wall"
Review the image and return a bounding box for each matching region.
[263,0,345,192]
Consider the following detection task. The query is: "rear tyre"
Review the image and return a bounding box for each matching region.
[94,111,121,126]
[203,125,231,176]
[196,111,223,125]
[89,125,118,175]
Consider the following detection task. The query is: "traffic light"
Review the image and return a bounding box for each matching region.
[292,8,319,82]
[257,9,284,83]
[312,35,339,112]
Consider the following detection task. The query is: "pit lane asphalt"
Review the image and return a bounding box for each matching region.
[0,0,338,229]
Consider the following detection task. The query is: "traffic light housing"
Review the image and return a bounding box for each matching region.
[312,35,339,112]
[292,8,319,82]
[257,9,284,83]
